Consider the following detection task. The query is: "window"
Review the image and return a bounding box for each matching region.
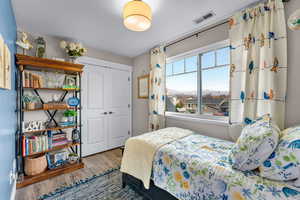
[166,43,230,117]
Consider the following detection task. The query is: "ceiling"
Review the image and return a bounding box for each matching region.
[12,0,258,58]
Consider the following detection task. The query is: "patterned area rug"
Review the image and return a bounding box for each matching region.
[39,168,143,200]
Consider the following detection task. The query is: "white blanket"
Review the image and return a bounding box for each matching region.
[120,127,193,189]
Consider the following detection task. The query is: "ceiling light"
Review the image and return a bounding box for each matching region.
[123,0,152,32]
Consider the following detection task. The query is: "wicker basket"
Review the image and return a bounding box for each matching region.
[26,102,35,110]
[24,155,47,176]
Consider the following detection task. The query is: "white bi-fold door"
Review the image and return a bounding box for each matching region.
[82,64,131,156]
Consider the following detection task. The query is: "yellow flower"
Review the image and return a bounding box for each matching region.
[164,155,171,165]
[201,145,214,152]
[174,171,182,182]
[182,181,190,190]
[232,191,245,200]
[215,165,226,173]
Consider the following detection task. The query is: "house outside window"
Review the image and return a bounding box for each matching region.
[166,40,230,117]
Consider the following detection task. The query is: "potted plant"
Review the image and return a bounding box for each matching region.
[68,153,79,164]
[60,41,87,63]
[63,109,77,122]
[22,95,39,110]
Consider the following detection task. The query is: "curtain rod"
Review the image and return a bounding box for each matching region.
[165,0,290,49]
[165,20,228,49]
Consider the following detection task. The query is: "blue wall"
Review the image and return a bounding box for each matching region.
[0,0,17,199]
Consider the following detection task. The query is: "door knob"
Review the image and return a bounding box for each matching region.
[103,112,108,115]
[109,111,114,114]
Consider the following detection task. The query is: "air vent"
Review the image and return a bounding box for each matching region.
[193,11,215,24]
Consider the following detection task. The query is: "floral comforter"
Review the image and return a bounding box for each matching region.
[152,134,300,200]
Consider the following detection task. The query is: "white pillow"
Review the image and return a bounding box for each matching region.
[229,115,280,171]
[259,126,300,182]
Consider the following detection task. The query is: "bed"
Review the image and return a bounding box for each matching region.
[121,128,300,200]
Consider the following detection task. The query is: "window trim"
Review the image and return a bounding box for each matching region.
[165,39,230,122]
[165,112,229,126]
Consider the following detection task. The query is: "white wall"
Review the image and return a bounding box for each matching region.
[132,2,300,141]
[165,23,229,58]
[17,32,133,66]
[132,53,150,136]
[285,1,300,128]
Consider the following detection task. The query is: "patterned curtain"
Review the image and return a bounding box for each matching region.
[149,46,166,131]
[229,0,287,129]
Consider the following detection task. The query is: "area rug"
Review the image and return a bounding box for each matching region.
[39,168,143,200]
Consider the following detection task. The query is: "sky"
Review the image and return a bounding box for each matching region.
[166,47,230,93]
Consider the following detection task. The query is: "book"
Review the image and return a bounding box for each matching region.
[52,140,69,147]
[47,130,53,148]
[23,134,49,156]
[23,70,44,88]
[22,136,26,157]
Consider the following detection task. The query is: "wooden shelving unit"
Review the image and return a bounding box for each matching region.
[16,54,84,188]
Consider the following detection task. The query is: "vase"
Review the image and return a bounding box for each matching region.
[68,116,74,122]
[68,155,79,164]
[68,56,78,63]
[62,117,68,123]
[35,37,46,58]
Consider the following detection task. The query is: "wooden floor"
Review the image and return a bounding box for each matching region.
[16,149,123,200]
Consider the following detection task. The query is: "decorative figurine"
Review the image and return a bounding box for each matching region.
[72,129,80,143]
[35,37,46,58]
[63,75,78,89]
[67,97,80,107]
[16,32,33,55]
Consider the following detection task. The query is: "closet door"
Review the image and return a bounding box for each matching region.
[107,69,131,149]
[82,65,109,156]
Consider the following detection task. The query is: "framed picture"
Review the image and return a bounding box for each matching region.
[0,34,11,90]
[138,74,149,99]
[4,44,11,90]
[63,75,77,89]
[0,35,4,89]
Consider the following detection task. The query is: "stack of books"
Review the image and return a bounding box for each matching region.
[51,132,69,147]
[22,135,49,156]
[23,71,43,88]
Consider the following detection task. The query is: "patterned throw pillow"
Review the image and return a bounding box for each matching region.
[229,115,280,171]
[259,126,300,181]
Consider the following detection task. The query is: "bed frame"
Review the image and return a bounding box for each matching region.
[122,173,177,200]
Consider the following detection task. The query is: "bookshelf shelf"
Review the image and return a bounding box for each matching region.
[24,142,80,157]
[17,162,84,188]
[23,125,79,134]
[16,54,84,188]
[16,54,83,74]
[22,107,78,112]
[24,87,80,91]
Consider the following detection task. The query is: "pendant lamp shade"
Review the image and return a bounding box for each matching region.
[123,0,152,32]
